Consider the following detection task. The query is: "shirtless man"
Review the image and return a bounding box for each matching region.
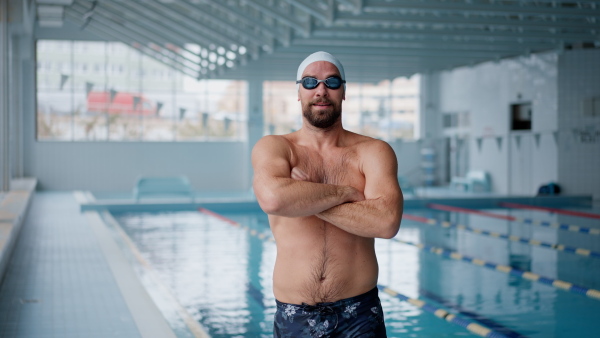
[252,51,403,337]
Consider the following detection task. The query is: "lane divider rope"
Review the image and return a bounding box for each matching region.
[390,236,600,301]
[199,208,275,242]
[197,208,514,337]
[403,213,600,259]
[428,203,600,236]
[500,202,600,220]
[378,285,509,338]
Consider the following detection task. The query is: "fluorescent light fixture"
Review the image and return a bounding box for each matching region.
[37,5,64,17]
[38,18,64,27]
[36,0,74,5]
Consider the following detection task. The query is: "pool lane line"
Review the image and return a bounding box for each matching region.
[198,208,275,243]
[378,285,510,338]
[403,213,600,259]
[500,202,600,220]
[197,208,515,337]
[390,236,600,301]
[429,203,514,221]
[428,203,600,236]
[198,207,239,226]
[417,288,524,338]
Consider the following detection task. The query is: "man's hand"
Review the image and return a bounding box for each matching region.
[315,141,403,239]
[291,166,365,204]
[290,167,310,181]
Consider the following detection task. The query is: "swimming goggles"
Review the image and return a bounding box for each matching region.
[296,76,346,90]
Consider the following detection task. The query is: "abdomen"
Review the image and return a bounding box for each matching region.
[270,215,378,305]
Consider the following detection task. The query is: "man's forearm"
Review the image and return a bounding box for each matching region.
[316,198,402,239]
[256,178,364,217]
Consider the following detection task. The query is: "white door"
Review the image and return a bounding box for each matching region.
[509,132,534,195]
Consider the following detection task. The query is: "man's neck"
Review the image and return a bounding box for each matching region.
[299,121,345,150]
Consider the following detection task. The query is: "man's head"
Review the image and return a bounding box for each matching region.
[296,51,346,130]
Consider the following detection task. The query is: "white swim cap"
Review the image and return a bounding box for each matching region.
[296,51,345,89]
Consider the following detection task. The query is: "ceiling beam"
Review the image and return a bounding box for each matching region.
[163,0,268,57]
[63,11,199,78]
[141,0,257,55]
[311,26,597,43]
[242,0,310,39]
[201,0,289,48]
[280,0,332,24]
[291,36,557,52]
[361,0,600,19]
[333,11,600,31]
[70,2,199,65]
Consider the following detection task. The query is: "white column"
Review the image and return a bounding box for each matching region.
[418,72,441,141]
[1,0,10,191]
[246,77,264,190]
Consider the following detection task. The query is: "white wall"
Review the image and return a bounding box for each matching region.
[557,49,600,200]
[23,141,248,192]
[431,52,560,195]
[389,140,422,186]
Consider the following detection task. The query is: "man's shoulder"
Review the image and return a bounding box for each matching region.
[348,134,396,164]
[253,135,295,159]
[347,131,391,150]
[256,134,292,147]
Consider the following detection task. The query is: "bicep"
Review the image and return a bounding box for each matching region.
[251,136,292,188]
[362,141,401,202]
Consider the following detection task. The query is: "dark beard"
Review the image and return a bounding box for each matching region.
[302,99,341,129]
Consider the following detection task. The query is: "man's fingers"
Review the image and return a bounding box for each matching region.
[291,167,309,181]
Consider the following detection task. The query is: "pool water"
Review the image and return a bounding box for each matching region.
[113,205,600,337]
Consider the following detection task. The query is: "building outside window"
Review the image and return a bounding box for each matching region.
[36,40,247,142]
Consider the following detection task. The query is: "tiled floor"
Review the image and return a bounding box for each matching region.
[0,192,141,338]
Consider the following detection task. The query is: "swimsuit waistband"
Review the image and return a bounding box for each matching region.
[276,287,379,311]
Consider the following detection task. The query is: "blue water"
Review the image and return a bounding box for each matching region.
[114,206,600,337]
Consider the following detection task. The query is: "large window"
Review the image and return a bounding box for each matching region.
[36,40,247,141]
[263,76,419,140]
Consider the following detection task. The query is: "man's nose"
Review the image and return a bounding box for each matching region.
[314,82,328,96]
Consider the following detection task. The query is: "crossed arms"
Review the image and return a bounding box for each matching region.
[252,135,403,239]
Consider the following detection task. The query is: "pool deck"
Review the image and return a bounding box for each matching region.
[0,180,595,338]
[0,180,178,338]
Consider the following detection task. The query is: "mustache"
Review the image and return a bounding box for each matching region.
[310,99,333,105]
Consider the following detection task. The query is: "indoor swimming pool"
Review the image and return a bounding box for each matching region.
[105,203,600,338]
